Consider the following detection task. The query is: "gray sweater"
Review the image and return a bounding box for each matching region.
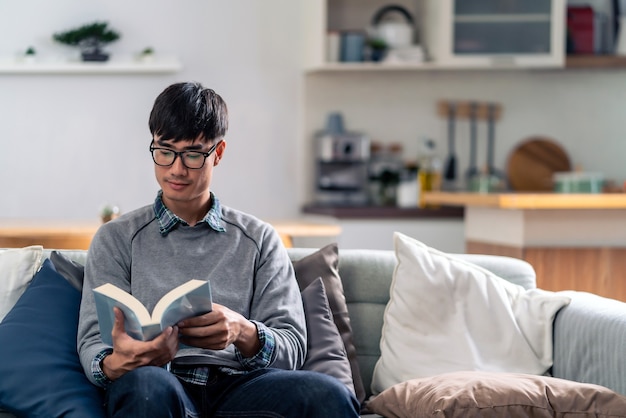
[77,200,306,386]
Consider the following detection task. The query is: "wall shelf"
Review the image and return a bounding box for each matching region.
[0,55,182,75]
[305,56,626,73]
[565,54,626,68]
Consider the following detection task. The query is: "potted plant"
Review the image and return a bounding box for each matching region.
[100,204,120,223]
[53,21,121,62]
[139,46,155,62]
[367,38,388,62]
[23,46,36,63]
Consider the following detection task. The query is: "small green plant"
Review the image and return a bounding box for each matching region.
[367,38,388,62]
[367,38,387,51]
[141,47,154,55]
[25,46,36,56]
[53,21,121,61]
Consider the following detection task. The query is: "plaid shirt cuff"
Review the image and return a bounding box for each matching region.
[92,348,114,388]
[236,320,275,369]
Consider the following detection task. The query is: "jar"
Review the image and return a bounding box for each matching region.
[368,142,403,206]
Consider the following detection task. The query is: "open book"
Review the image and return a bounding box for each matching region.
[93,279,212,344]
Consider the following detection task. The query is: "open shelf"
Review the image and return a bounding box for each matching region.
[565,54,626,68]
[0,55,182,75]
[305,55,626,73]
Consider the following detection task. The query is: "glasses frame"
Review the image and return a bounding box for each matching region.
[149,140,222,170]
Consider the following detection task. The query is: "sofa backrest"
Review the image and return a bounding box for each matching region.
[287,247,537,399]
[7,247,536,401]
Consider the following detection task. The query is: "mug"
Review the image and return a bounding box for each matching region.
[340,31,365,62]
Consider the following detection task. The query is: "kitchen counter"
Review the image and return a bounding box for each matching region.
[302,203,464,219]
[422,192,626,209]
[422,192,626,302]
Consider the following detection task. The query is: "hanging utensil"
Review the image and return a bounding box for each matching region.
[485,103,507,191]
[443,102,457,182]
[466,102,479,181]
[486,103,496,175]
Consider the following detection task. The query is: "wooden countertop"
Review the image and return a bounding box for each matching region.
[423,192,626,210]
[0,219,341,249]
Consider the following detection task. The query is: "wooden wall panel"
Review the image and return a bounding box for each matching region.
[467,240,626,302]
[0,235,93,250]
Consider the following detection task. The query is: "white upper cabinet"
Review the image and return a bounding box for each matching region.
[304,0,567,71]
[422,0,566,68]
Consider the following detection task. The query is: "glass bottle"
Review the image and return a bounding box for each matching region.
[417,138,442,208]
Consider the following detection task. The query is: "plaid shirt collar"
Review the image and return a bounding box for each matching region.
[153,190,226,236]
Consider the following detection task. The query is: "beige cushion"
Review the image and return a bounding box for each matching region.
[371,232,571,394]
[0,246,43,322]
[368,371,626,418]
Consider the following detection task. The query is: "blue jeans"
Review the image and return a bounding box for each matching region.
[105,366,360,418]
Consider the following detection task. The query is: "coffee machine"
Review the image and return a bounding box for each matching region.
[314,113,370,205]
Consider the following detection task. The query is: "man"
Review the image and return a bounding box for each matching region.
[77,82,359,417]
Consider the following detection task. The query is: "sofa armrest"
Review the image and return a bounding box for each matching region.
[552,291,626,396]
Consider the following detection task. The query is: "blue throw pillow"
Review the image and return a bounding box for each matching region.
[0,259,105,417]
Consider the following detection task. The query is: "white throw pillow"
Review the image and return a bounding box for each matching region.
[0,246,44,322]
[371,232,571,395]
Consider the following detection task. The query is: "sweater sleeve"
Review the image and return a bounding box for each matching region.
[77,221,132,386]
[246,226,307,370]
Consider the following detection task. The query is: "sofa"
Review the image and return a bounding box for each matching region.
[1,236,626,417]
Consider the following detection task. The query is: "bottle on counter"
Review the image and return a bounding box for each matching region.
[368,142,404,206]
[396,162,419,207]
[417,138,442,208]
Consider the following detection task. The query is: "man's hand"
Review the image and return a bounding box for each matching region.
[101,307,179,381]
[177,303,261,358]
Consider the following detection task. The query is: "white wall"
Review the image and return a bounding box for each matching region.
[0,0,303,221]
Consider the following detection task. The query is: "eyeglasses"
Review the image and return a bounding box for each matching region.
[149,140,222,169]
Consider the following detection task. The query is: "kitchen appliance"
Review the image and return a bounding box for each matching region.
[422,0,566,67]
[315,113,370,205]
[370,4,415,49]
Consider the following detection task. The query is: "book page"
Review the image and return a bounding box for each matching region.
[153,280,212,328]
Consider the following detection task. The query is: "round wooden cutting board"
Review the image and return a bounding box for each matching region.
[506,137,572,191]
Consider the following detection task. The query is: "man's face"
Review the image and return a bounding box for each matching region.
[151,136,226,212]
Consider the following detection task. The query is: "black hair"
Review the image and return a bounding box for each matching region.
[149,81,228,144]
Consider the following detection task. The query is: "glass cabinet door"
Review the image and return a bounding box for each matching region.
[453,0,553,55]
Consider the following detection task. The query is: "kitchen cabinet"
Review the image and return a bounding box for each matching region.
[303,0,626,71]
[422,0,565,68]
[301,204,465,251]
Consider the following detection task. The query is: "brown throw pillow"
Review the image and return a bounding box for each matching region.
[292,243,365,405]
[367,370,626,418]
